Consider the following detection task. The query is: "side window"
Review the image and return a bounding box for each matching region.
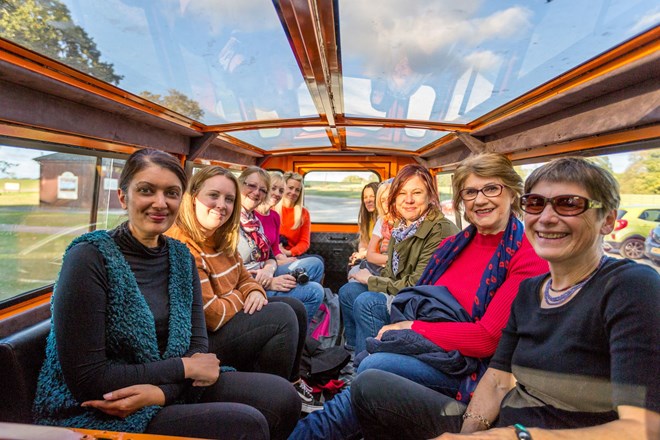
[641,209,660,222]
[0,144,128,304]
[436,173,456,224]
[304,171,380,223]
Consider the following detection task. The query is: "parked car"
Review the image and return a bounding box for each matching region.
[644,223,660,266]
[604,207,660,259]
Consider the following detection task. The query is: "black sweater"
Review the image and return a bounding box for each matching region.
[53,223,206,405]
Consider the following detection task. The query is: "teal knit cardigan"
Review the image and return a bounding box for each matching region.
[33,230,193,432]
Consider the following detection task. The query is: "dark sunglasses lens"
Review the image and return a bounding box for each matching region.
[554,196,586,215]
[522,195,546,213]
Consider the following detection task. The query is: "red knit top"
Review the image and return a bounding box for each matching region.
[411,231,548,358]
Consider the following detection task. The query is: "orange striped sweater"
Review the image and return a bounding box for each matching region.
[167,225,266,332]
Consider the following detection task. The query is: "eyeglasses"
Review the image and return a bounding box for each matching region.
[459,184,504,201]
[242,181,268,197]
[520,194,603,217]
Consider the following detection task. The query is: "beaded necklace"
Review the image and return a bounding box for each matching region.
[543,255,607,306]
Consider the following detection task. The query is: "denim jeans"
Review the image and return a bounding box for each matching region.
[266,281,323,325]
[356,352,461,395]
[352,369,466,440]
[288,351,464,440]
[275,256,324,283]
[338,281,369,349]
[287,387,362,440]
[353,291,389,354]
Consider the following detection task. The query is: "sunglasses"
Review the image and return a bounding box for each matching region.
[520,194,603,216]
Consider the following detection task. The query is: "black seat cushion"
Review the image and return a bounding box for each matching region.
[0,320,50,423]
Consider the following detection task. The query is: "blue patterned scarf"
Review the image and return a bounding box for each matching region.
[391,212,427,275]
[417,214,524,403]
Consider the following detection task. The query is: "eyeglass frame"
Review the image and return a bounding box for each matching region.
[242,181,269,197]
[458,183,505,201]
[520,194,603,217]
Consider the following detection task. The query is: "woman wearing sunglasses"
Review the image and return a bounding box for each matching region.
[290,154,547,440]
[352,157,660,440]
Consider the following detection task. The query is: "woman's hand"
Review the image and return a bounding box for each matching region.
[376,321,413,340]
[182,352,220,386]
[433,427,514,439]
[251,265,275,287]
[348,268,372,285]
[276,254,297,265]
[268,274,297,292]
[349,250,365,265]
[244,290,267,314]
[279,244,293,257]
[81,384,165,418]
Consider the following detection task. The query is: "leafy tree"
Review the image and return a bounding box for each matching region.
[0,160,17,177]
[0,0,122,84]
[140,89,205,120]
[342,175,365,184]
[587,156,614,174]
[618,151,660,195]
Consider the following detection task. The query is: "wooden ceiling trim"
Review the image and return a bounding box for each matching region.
[0,38,202,131]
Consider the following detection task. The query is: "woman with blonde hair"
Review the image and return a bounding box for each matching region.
[276,171,322,261]
[167,166,302,374]
[365,179,394,270]
[256,170,295,266]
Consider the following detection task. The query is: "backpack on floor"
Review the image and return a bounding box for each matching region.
[308,288,342,349]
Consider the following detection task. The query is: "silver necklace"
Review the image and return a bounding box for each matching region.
[543,256,607,306]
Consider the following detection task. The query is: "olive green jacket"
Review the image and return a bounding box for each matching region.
[367,210,459,295]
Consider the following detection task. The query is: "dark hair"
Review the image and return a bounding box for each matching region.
[387,164,440,221]
[524,157,620,217]
[358,182,379,241]
[119,149,187,192]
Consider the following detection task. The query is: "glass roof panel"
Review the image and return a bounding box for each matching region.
[346,127,449,151]
[228,128,332,150]
[340,0,660,123]
[0,0,318,125]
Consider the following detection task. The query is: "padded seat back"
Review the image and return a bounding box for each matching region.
[0,320,50,423]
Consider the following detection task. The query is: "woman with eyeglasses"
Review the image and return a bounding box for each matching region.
[237,167,324,326]
[289,153,547,440]
[352,157,660,440]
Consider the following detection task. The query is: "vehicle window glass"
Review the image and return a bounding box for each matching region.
[304,171,379,223]
[642,209,660,222]
[436,173,457,225]
[0,145,97,301]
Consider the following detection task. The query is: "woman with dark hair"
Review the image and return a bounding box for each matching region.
[349,182,379,267]
[290,153,548,440]
[33,149,300,440]
[353,157,659,440]
[340,163,459,355]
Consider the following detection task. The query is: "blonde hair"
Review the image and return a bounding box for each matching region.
[276,171,304,230]
[452,153,523,223]
[175,166,241,253]
[376,180,393,220]
[257,170,285,215]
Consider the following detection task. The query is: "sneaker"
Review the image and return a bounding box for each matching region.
[294,380,324,413]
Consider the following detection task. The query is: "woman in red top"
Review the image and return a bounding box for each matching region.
[276,171,313,257]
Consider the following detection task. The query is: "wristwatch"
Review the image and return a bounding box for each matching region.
[514,424,532,440]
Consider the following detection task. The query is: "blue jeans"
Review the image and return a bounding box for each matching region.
[354,291,389,354]
[288,350,463,440]
[275,256,324,283]
[338,281,368,349]
[266,281,323,325]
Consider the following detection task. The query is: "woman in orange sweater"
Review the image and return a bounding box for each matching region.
[276,171,324,264]
[166,166,313,414]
